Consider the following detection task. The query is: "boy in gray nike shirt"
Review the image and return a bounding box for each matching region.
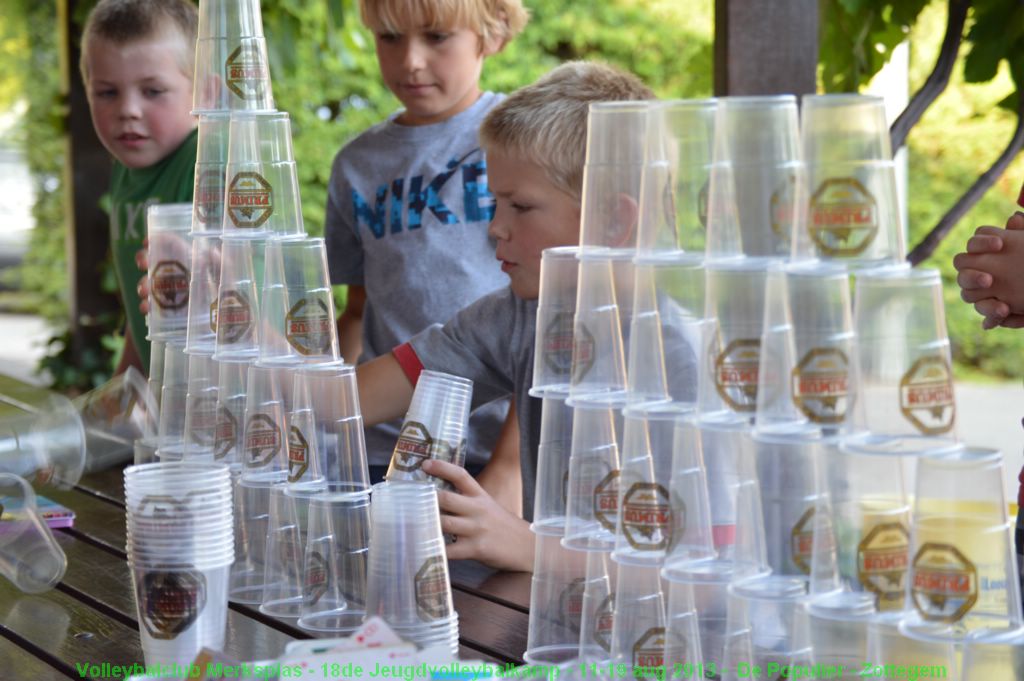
[325,0,529,490]
[356,62,656,571]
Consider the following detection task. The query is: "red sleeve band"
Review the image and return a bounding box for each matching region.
[392,343,424,387]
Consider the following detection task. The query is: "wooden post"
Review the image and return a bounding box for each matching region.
[59,0,118,363]
[714,0,819,96]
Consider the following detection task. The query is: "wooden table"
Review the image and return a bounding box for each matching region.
[0,466,533,679]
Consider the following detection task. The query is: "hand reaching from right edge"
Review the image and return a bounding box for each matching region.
[953,210,1024,329]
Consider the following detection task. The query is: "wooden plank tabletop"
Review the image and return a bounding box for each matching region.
[1,467,532,679]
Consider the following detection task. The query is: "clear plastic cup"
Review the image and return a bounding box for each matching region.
[608,563,667,673]
[297,491,369,634]
[663,578,706,675]
[562,400,623,552]
[259,486,308,618]
[75,366,158,471]
[706,96,806,261]
[0,473,67,593]
[627,255,704,411]
[222,112,302,239]
[612,409,678,566]
[755,261,854,437]
[525,532,587,665]
[149,339,166,412]
[532,394,575,537]
[568,254,633,405]
[635,99,718,257]
[865,613,956,678]
[213,360,249,467]
[212,239,265,362]
[386,371,473,485]
[184,235,223,356]
[660,571,732,675]
[289,363,369,495]
[230,478,269,604]
[801,94,905,265]
[721,577,812,681]
[960,626,1024,680]
[191,114,231,234]
[531,247,581,398]
[804,601,873,669]
[155,342,190,460]
[901,448,1022,642]
[579,101,650,255]
[259,237,339,365]
[661,416,716,573]
[193,33,274,113]
[0,390,85,488]
[846,265,959,455]
[146,203,193,341]
[182,353,220,459]
[239,363,291,486]
[701,260,770,423]
[578,550,617,664]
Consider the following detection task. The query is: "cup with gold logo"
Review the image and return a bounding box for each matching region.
[532,247,580,398]
[259,485,309,619]
[238,362,291,487]
[181,353,220,461]
[259,237,339,366]
[901,447,1022,642]
[212,360,249,469]
[0,387,85,489]
[191,114,231,235]
[844,265,960,456]
[662,578,707,677]
[800,94,905,266]
[562,399,623,552]
[578,550,618,664]
[525,532,588,664]
[192,0,274,114]
[212,238,265,362]
[608,563,668,679]
[184,235,223,355]
[146,203,193,341]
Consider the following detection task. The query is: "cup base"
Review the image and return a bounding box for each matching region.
[523,645,580,666]
[298,609,366,634]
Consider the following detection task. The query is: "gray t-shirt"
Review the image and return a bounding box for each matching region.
[325,93,509,466]
[407,287,541,520]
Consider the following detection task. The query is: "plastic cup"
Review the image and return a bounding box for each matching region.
[960,627,1024,680]
[365,482,456,632]
[259,486,309,619]
[578,550,617,664]
[562,401,623,552]
[525,532,587,664]
[532,394,575,537]
[213,360,249,468]
[865,613,957,679]
[191,114,231,234]
[801,94,905,265]
[75,366,158,471]
[146,203,193,341]
[222,112,302,239]
[239,363,291,486]
[196,0,265,41]
[181,353,220,460]
[635,99,717,258]
[706,96,806,261]
[901,448,1022,642]
[130,562,230,672]
[0,390,85,488]
[700,261,769,422]
[155,343,190,461]
[608,563,667,673]
[212,239,265,362]
[193,31,273,114]
[721,577,812,681]
[149,339,166,412]
[579,101,650,254]
[804,602,872,669]
[184,235,223,355]
[660,416,716,574]
[289,363,369,495]
[817,440,912,615]
[846,265,959,455]
[230,478,269,604]
[568,254,633,405]
[531,247,581,398]
[297,491,369,634]
[259,237,339,365]
[627,257,704,411]
[386,371,473,485]
[612,409,678,566]
[663,578,706,675]
[0,473,67,593]
[661,572,732,675]
[755,262,854,437]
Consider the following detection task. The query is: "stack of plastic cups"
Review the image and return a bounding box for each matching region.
[124,462,233,672]
[365,482,459,654]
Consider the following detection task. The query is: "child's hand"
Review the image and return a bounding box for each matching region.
[421,459,535,573]
[952,211,1024,329]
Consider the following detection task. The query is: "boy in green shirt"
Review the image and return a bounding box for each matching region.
[80,0,199,372]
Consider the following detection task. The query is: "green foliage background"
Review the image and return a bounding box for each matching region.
[2,0,1022,386]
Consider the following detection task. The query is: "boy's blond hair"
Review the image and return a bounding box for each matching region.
[80,0,199,83]
[479,61,655,200]
[359,0,528,51]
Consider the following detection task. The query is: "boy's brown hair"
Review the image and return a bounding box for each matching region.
[359,0,529,51]
[479,61,655,200]
[80,0,199,83]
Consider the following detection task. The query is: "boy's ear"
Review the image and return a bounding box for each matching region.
[481,11,508,56]
[608,193,639,248]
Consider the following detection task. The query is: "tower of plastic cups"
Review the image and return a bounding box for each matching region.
[123,462,234,671]
[365,482,459,654]
[800,94,905,266]
[192,0,275,115]
[385,371,473,487]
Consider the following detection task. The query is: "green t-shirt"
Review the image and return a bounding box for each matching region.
[108,128,198,370]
